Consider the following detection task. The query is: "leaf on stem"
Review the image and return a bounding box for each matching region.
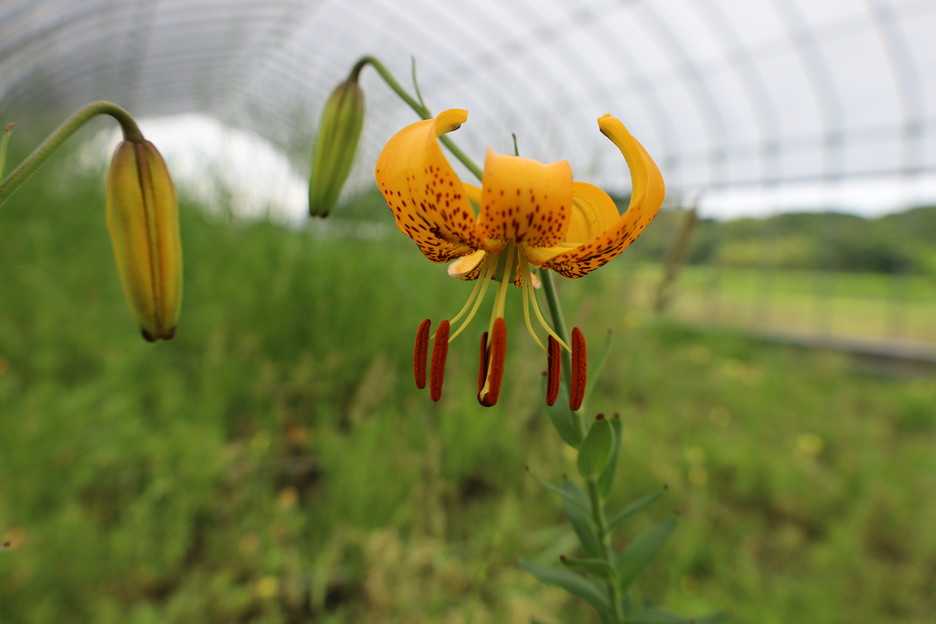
[605,487,667,535]
[560,555,614,579]
[544,384,583,448]
[598,413,623,496]
[519,560,612,615]
[578,415,614,479]
[615,515,677,592]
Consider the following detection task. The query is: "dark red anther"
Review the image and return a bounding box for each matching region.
[413,319,431,389]
[477,331,489,395]
[478,318,507,407]
[429,320,450,401]
[546,335,561,406]
[569,327,587,411]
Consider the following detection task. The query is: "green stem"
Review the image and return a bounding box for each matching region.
[0,100,144,207]
[588,479,625,623]
[368,53,618,618]
[351,56,483,181]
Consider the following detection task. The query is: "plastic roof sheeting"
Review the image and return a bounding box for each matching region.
[2,0,935,201]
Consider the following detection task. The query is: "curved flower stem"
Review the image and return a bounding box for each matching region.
[0,100,144,207]
[367,55,622,620]
[351,56,483,181]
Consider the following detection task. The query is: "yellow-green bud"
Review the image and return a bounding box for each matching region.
[106,139,182,342]
[308,79,365,217]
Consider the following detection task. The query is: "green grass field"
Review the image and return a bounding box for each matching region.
[1,168,935,623]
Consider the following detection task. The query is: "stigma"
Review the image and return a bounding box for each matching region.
[411,245,587,409]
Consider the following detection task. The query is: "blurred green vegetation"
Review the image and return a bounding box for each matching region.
[1,164,935,623]
[631,206,936,276]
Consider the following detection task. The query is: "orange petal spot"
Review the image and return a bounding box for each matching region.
[430,320,451,401]
[413,319,431,389]
[546,335,561,406]
[478,151,572,247]
[569,327,587,411]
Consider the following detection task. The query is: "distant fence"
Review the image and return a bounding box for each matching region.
[622,262,936,356]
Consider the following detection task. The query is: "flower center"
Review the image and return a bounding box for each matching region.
[412,245,585,408]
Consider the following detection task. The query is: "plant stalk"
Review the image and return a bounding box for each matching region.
[351,56,483,181]
[588,479,625,622]
[0,100,144,207]
[367,54,619,618]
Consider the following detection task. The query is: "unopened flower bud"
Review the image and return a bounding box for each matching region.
[308,79,365,217]
[106,139,182,341]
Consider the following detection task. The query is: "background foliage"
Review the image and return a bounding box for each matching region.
[1,161,935,623]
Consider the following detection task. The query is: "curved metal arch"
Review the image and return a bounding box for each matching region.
[218,1,327,117]
[363,0,560,156]
[867,0,926,173]
[770,0,847,180]
[497,0,657,169]
[377,0,613,158]
[579,4,679,176]
[692,0,783,185]
[638,1,729,187]
[0,1,293,90]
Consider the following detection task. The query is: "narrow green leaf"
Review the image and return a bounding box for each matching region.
[606,487,667,535]
[578,416,614,479]
[563,485,603,557]
[560,555,613,579]
[598,414,623,496]
[615,515,678,591]
[544,385,583,448]
[526,469,589,513]
[519,560,611,615]
[623,607,728,623]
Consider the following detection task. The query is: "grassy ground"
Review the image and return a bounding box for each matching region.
[610,264,936,347]
[1,168,935,623]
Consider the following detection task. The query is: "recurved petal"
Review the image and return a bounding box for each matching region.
[478,151,572,248]
[375,109,484,262]
[448,249,486,280]
[524,181,620,266]
[543,116,665,278]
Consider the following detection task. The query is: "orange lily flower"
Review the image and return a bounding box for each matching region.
[376,109,665,408]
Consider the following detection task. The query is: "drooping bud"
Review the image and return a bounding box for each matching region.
[308,78,365,217]
[106,139,182,341]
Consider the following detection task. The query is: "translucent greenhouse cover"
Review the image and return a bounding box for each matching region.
[3,0,936,218]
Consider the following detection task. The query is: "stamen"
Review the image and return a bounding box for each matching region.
[521,275,545,350]
[449,261,487,326]
[569,326,587,411]
[486,246,515,337]
[449,259,495,343]
[478,317,506,407]
[528,275,572,352]
[413,318,431,389]
[546,335,561,406]
[477,331,489,395]
[430,320,451,401]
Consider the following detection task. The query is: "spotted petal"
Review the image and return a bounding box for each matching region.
[375,109,484,262]
[542,115,665,278]
[478,151,572,249]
